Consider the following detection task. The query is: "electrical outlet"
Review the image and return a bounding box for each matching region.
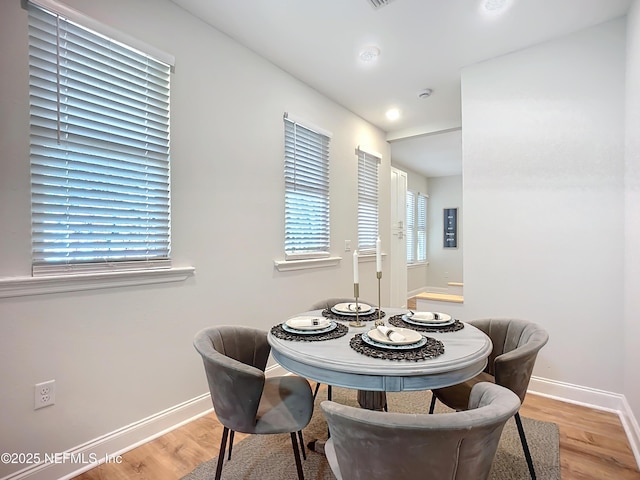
[34,380,56,410]
[345,240,351,252]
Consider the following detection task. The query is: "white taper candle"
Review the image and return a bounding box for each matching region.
[353,250,359,284]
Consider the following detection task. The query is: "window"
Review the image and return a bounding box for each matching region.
[406,191,427,263]
[27,2,173,275]
[283,114,331,259]
[357,148,380,253]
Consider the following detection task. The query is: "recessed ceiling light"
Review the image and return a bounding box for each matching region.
[484,0,507,11]
[385,108,400,121]
[481,0,511,15]
[359,46,381,62]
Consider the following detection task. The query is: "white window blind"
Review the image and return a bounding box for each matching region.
[406,191,416,263]
[406,191,427,263]
[27,3,172,275]
[357,148,380,252]
[283,114,331,258]
[416,193,427,262]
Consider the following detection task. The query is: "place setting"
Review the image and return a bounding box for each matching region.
[389,310,465,333]
[350,323,444,361]
[321,301,385,323]
[270,315,349,342]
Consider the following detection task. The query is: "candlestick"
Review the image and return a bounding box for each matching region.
[350,282,365,328]
[375,271,384,326]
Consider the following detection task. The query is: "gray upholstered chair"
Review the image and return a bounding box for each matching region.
[193,326,314,480]
[308,298,376,402]
[429,318,549,480]
[321,382,520,480]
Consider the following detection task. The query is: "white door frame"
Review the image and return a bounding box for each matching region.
[389,167,407,307]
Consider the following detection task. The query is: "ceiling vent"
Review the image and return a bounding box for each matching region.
[367,0,396,10]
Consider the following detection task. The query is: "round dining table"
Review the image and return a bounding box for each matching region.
[267,307,493,410]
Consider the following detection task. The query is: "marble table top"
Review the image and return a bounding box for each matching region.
[268,308,492,392]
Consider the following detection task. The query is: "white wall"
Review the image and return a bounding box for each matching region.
[624,0,640,424]
[426,175,463,289]
[461,19,626,392]
[0,1,389,477]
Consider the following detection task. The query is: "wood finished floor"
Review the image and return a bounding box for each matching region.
[72,298,640,480]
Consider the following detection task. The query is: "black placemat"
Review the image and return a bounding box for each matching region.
[270,322,349,342]
[321,308,385,322]
[349,333,444,361]
[389,314,465,333]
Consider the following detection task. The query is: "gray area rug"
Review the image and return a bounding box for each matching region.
[182,388,560,480]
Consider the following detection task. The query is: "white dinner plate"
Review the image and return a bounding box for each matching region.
[405,311,452,323]
[285,316,332,331]
[331,302,373,315]
[402,315,455,328]
[361,331,428,350]
[282,321,337,335]
[367,327,423,345]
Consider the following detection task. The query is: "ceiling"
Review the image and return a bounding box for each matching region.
[389,128,463,177]
[170,0,631,177]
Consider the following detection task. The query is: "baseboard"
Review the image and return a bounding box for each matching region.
[408,286,449,298]
[529,375,640,469]
[407,287,425,298]
[422,286,450,295]
[268,363,291,378]
[529,376,626,412]
[621,395,640,470]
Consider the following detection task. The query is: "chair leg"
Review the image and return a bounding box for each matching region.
[314,383,332,402]
[515,412,537,480]
[428,393,437,414]
[215,426,229,480]
[327,385,333,438]
[227,430,235,460]
[313,382,321,400]
[315,383,333,437]
[298,430,307,460]
[290,432,305,480]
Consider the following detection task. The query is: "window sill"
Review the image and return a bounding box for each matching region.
[0,266,196,298]
[408,261,429,269]
[274,256,341,272]
[357,252,386,263]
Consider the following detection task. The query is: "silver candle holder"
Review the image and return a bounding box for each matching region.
[374,271,384,327]
[349,282,366,328]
